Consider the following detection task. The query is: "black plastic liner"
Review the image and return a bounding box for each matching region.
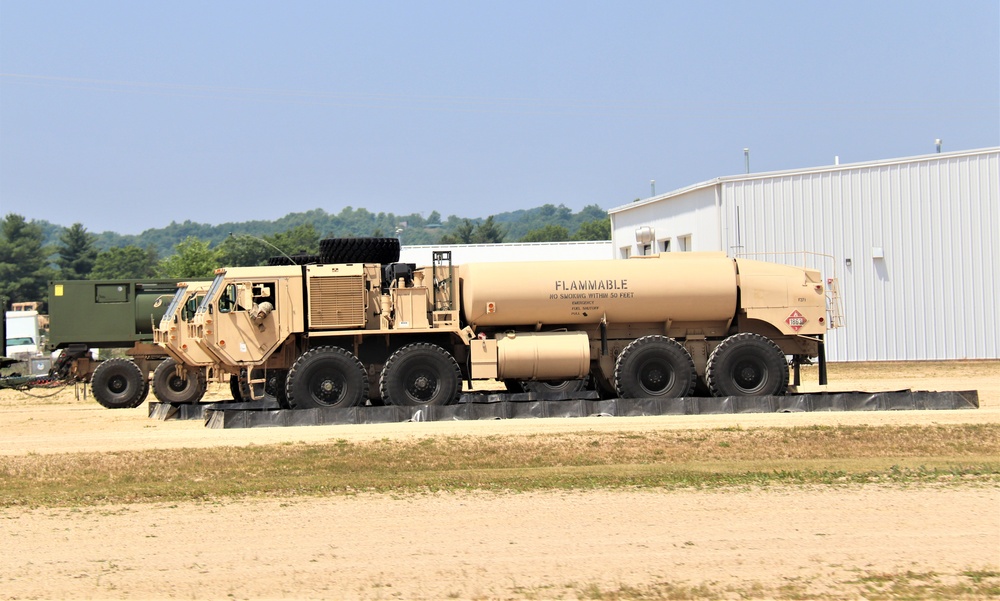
[149,398,280,420]
[172,389,980,429]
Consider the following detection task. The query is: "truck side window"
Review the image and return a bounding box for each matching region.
[219,285,237,313]
[182,296,201,321]
[252,283,275,308]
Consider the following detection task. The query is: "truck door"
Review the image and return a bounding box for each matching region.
[213,280,284,365]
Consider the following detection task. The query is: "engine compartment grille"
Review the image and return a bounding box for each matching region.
[308,275,366,329]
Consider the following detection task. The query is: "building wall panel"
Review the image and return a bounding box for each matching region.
[717,149,998,361]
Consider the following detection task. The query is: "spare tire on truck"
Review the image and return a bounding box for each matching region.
[268,253,321,266]
[319,237,401,265]
[91,358,149,409]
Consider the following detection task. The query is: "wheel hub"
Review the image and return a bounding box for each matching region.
[639,361,672,394]
[320,379,339,394]
[405,370,438,401]
[734,361,764,389]
[109,376,127,394]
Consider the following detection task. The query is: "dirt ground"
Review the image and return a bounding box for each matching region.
[1,362,998,599]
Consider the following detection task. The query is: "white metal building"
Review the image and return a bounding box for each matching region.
[609,147,1000,362]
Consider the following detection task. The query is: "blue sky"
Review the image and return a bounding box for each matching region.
[1,1,997,235]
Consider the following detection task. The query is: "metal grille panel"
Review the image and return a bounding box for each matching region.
[308,276,366,329]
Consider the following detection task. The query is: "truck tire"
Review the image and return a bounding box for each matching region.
[706,333,788,397]
[503,379,524,393]
[229,375,243,401]
[319,237,401,265]
[268,253,321,266]
[521,379,588,395]
[152,358,207,404]
[614,335,697,398]
[269,371,289,408]
[91,358,148,409]
[285,347,369,409]
[380,343,461,407]
[239,368,289,408]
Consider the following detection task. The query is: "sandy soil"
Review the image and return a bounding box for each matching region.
[4,487,997,600]
[1,362,998,599]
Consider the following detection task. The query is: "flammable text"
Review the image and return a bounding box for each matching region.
[554,279,628,291]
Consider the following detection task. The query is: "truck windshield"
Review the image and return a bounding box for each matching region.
[159,285,188,329]
[197,274,226,315]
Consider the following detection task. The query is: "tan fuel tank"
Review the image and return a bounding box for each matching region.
[459,252,738,328]
[495,331,591,380]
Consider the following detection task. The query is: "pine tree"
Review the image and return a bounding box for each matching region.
[471,216,506,244]
[0,214,54,304]
[56,223,98,279]
[91,246,160,279]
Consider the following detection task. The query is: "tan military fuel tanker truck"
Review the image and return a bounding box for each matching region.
[154,250,832,409]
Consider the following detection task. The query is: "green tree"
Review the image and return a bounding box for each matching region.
[438,219,476,244]
[471,216,506,244]
[215,235,270,267]
[521,225,570,242]
[91,246,160,279]
[158,237,219,279]
[56,223,98,279]
[270,224,319,256]
[572,218,611,241]
[0,214,54,304]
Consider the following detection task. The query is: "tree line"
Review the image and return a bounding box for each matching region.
[1,205,610,308]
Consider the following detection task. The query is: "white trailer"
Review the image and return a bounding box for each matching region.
[5,310,40,360]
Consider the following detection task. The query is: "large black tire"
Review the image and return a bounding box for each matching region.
[614,335,697,398]
[229,374,243,401]
[269,371,289,408]
[521,379,589,394]
[91,358,148,409]
[152,358,207,404]
[379,343,462,407]
[319,237,401,265]
[268,253,321,266]
[238,368,288,407]
[706,333,789,397]
[503,379,525,393]
[285,347,368,409]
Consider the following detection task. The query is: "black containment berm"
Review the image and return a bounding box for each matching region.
[145,389,980,429]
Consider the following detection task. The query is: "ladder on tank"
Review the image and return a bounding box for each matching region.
[431,251,458,327]
[735,250,846,330]
[825,276,845,329]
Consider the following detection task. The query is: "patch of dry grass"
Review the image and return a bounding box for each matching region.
[561,566,1000,600]
[802,359,998,383]
[2,424,997,508]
